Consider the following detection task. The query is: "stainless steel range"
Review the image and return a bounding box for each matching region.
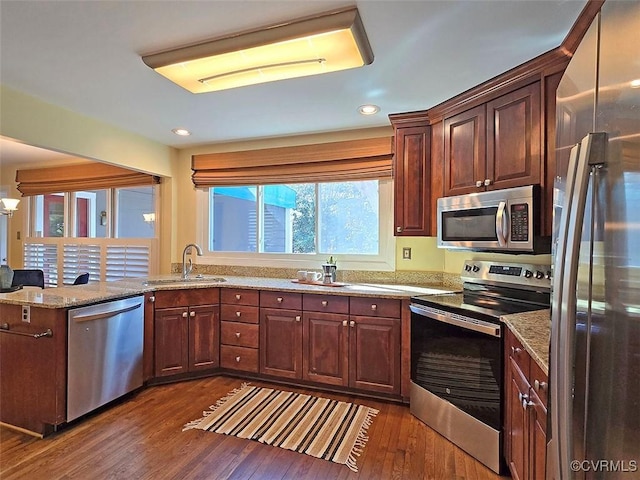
[409,260,551,474]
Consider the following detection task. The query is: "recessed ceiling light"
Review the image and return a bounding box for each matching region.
[630,79,640,89]
[358,104,380,115]
[172,128,191,136]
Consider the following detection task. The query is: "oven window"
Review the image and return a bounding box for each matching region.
[411,315,502,430]
[441,207,498,241]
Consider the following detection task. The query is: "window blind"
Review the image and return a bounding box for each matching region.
[62,243,101,284]
[16,163,160,196]
[191,137,393,187]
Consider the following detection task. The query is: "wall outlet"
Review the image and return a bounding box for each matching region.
[22,305,30,323]
[402,247,412,260]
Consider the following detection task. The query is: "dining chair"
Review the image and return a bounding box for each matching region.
[73,273,90,285]
[11,269,45,289]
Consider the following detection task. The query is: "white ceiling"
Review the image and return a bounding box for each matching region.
[0,0,587,158]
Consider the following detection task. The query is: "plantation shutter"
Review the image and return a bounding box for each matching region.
[62,243,101,284]
[191,136,393,187]
[105,244,151,281]
[16,163,160,196]
[23,242,58,287]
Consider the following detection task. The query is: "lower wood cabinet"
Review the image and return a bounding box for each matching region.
[260,307,303,379]
[154,288,220,377]
[505,328,548,480]
[220,288,260,373]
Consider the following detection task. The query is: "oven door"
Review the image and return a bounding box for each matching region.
[410,303,502,430]
[409,303,505,473]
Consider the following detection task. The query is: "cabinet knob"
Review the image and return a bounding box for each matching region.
[321,300,328,307]
[149,296,155,303]
[296,316,301,322]
[371,304,377,311]
[236,311,241,317]
[523,399,534,409]
[277,297,283,303]
[484,178,492,186]
[534,379,547,391]
[235,356,241,363]
[476,180,483,188]
[511,346,522,355]
[235,294,241,300]
[518,392,529,403]
[349,320,355,328]
[396,226,403,233]
[182,312,188,318]
[190,311,195,317]
[342,320,348,327]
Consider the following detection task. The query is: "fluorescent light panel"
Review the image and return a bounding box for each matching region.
[142,7,373,93]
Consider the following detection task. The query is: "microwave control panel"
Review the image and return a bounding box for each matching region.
[510,203,529,241]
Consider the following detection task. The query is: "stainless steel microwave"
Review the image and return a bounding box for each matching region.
[436,185,550,253]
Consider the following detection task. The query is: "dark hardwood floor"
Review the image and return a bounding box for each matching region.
[0,376,509,479]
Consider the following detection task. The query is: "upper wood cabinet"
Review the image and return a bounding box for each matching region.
[444,82,541,196]
[390,113,431,236]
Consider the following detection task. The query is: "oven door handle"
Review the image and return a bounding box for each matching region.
[410,304,501,338]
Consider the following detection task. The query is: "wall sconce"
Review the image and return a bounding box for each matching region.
[0,198,20,217]
[99,210,107,226]
[142,213,156,223]
[141,7,373,93]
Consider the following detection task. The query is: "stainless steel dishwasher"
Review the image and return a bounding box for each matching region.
[67,295,144,422]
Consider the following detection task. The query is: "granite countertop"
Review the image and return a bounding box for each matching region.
[502,309,551,375]
[0,274,453,309]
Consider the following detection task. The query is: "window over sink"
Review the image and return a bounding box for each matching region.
[197,179,394,271]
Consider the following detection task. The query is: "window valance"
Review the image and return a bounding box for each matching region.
[16,163,160,196]
[191,137,393,187]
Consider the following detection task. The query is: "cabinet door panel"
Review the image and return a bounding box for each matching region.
[507,358,530,480]
[444,105,486,196]
[302,312,349,386]
[154,307,189,377]
[487,82,541,190]
[349,316,400,395]
[393,124,431,236]
[260,308,302,379]
[189,305,219,371]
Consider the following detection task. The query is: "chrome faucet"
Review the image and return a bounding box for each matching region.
[182,243,203,279]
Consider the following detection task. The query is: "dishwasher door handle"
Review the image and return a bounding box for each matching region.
[71,302,142,323]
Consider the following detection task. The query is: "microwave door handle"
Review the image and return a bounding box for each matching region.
[496,201,508,246]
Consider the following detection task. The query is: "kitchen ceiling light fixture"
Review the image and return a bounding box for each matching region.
[630,79,640,89]
[172,128,192,136]
[0,197,20,217]
[358,104,380,115]
[141,7,373,93]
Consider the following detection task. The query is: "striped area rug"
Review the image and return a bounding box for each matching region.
[183,384,379,472]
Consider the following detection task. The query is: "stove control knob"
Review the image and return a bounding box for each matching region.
[524,270,533,278]
[472,265,480,273]
[465,264,472,272]
[545,271,552,280]
[535,271,544,279]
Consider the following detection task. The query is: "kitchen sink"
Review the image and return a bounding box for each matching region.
[143,275,226,286]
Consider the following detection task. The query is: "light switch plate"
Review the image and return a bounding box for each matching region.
[402,247,412,260]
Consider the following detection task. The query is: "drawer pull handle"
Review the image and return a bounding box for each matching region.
[321,300,328,307]
[235,356,241,363]
[235,294,241,300]
[534,380,547,391]
[235,332,241,338]
[190,311,195,317]
[182,312,188,318]
[236,311,241,317]
[277,297,283,303]
[296,316,301,322]
[371,304,377,311]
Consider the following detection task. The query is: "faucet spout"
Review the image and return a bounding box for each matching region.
[182,243,203,279]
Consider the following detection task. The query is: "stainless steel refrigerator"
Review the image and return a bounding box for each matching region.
[548,1,640,479]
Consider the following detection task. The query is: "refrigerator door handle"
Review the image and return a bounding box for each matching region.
[550,132,607,479]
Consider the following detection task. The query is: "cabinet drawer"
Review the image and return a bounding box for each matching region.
[260,291,302,310]
[349,297,401,318]
[303,294,349,314]
[221,321,259,348]
[220,304,259,324]
[220,345,259,373]
[530,360,548,408]
[154,288,219,308]
[508,331,530,378]
[221,288,259,306]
